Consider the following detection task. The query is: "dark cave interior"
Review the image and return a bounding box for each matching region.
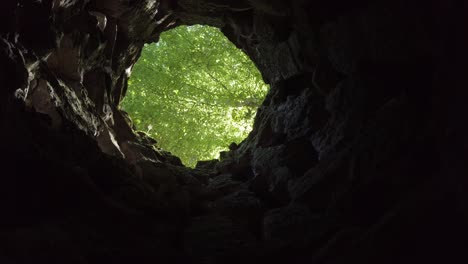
[1,0,468,263]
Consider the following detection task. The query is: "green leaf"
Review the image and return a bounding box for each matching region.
[121,25,269,167]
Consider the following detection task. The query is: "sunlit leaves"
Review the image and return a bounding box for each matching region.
[120,25,268,167]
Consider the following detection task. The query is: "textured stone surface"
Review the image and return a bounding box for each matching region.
[0,0,467,263]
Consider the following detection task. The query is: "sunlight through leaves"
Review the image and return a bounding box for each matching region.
[121,25,269,167]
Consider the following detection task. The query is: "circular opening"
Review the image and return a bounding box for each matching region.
[120,25,268,167]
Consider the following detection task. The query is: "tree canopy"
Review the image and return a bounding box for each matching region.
[120,25,268,167]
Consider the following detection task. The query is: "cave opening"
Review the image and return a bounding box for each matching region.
[120,25,269,167]
[2,0,464,263]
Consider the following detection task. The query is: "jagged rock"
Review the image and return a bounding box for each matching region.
[207,173,243,195]
[252,144,285,173]
[136,131,158,145]
[0,0,465,263]
[190,167,216,185]
[155,148,184,166]
[195,159,219,170]
[216,151,255,182]
[96,127,124,158]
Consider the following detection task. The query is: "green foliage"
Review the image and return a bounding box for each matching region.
[120,25,268,167]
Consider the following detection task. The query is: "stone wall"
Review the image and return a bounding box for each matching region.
[0,0,467,263]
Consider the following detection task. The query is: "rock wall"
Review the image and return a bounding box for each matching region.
[0,0,467,263]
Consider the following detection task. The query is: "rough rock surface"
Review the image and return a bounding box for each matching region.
[1,0,467,263]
